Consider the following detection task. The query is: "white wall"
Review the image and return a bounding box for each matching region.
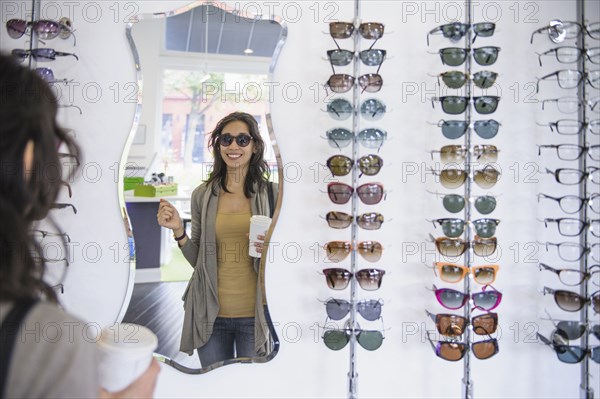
[1,0,598,398]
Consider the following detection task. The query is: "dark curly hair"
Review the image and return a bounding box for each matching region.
[0,54,80,303]
[205,112,270,197]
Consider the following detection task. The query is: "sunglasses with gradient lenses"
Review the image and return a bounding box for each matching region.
[433,236,498,257]
[432,218,500,238]
[426,310,498,337]
[323,267,386,291]
[438,71,498,89]
[539,263,600,286]
[217,133,253,147]
[326,74,383,93]
[326,211,385,230]
[434,262,499,285]
[441,194,497,215]
[326,98,387,121]
[433,96,500,115]
[6,18,75,42]
[433,284,503,311]
[427,22,495,45]
[432,145,499,164]
[439,119,500,140]
[323,328,384,351]
[538,193,600,214]
[327,182,385,205]
[329,22,385,40]
[537,332,600,364]
[439,47,501,67]
[324,241,383,263]
[327,154,383,177]
[327,49,387,68]
[436,166,500,189]
[427,332,499,361]
[324,298,383,321]
[12,48,79,62]
[546,317,600,340]
[543,287,600,313]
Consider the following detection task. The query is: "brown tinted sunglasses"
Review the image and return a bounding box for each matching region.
[324,240,383,262]
[326,211,384,230]
[329,22,385,40]
[425,310,498,338]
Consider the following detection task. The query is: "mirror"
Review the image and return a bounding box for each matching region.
[120,1,286,373]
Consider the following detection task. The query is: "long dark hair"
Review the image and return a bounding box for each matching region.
[205,112,270,197]
[0,54,80,303]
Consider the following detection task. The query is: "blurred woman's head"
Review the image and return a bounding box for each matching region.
[0,53,79,302]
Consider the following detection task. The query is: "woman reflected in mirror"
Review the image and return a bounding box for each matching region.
[157,112,278,367]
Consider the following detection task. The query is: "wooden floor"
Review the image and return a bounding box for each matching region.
[122,282,201,369]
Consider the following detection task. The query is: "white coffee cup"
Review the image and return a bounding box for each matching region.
[249,215,272,257]
[96,323,158,393]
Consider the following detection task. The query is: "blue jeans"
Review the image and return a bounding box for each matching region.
[197,317,256,367]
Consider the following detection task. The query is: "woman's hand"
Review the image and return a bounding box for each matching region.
[99,359,160,399]
[157,199,183,233]
[253,233,267,255]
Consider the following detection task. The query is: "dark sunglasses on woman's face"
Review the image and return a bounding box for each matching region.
[539,263,600,287]
[427,22,495,46]
[322,298,383,321]
[538,119,600,135]
[325,211,385,230]
[426,331,499,361]
[12,48,79,62]
[531,21,600,44]
[437,119,500,140]
[438,47,500,67]
[6,18,76,44]
[425,310,498,337]
[537,193,600,214]
[217,133,253,147]
[537,332,600,364]
[432,96,500,115]
[542,286,600,313]
[537,46,600,67]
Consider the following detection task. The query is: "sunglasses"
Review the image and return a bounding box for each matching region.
[329,22,384,40]
[217,133,253,147]
[433,262,499,285]
[432,166,501,189]
[322,267,386,291]
[543,312,600,340]
[427,22,495,46]
[538,193,600,214]
[438,47,500,67]
[326,73,383,93]
[325,128,388,151]
[6,18,76,44]
[12,48,79,63]
[432,235,498,257]
[538,144,600,161]
[539,119,600,135]
[324,241,383,263]
[542,286,600,313]
[544,218,600,238]
[531,21,600,44]
[539,263,600,287]
[326,211,385,230]
[538,332,599,364]
[326,154,383,177]
[537,46,600,66]
[430,145,499,164]
[431,218,500,239]
[425,310,498,337]
[542,97,600,113]
[323,298,383,321]
[542,241,600,262]
[536,70,600,92]
[327,49,386,71]
[437,119,501,140]
[433,193,497,215]
[437,70,498,89]
[34,67,71,84]
[432,284,502,311]
[326,98,386,121]
[432,96,500,115]
[323,328,384,351]
[31,229,71,243]
[327,182,385,205]
[427,332,499,361]
[545,167,600,185]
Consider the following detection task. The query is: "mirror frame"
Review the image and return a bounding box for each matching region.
[119,0,288,374]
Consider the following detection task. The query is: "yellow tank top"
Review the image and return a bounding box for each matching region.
[215,211,256,317]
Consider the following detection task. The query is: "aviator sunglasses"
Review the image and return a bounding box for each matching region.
[430,145,499,164]
[322,267,386,291]
[217,133,253,147]
[327,182,385,205]
[323,298,383,321]
[327,49,387,73]
[12,48,78,62]
[438,47,501,67]
[431,218,500,238]
[433,262,499,285]
[432,235,498,257]
[427,22,495,45]
[325,211,384,230]
[323,328,384,351]
[432,166,501,189]
[432,96,500,115]
[432,284,503,311]
[324,241,383,263]
[326,154,383,177]
[427,331,499,361]
[426,310,498,337]
[326,98,386,121]
[437,119,501,140]
[537,332,599,364]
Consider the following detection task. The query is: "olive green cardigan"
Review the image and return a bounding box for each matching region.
[179,180,276,358]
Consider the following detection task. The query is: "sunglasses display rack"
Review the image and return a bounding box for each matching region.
[532,6,599,398]
[426,3,503,399]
